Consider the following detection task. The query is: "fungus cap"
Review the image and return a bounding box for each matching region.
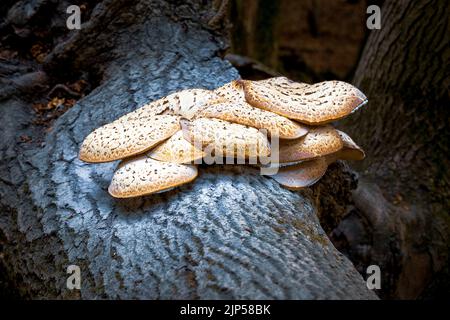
[148,130,205,164]
[241,77,367,125]
[213,80,246,103]
[270,158,328,190]
[108,156,198,198]
[117,95,175,122]
[277,125,343,163]
[165,88,225,119]
[199,102,308,139]
[79,115,181,163]
[119,88,225,122]
[181,118,271,159]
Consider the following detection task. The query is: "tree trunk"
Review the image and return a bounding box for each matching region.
[338,0,450,299]
[0,0,376,299]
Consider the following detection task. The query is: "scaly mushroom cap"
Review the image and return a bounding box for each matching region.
[213,80,246,102]
[119,88,224,122]
[271,130,365,190]
[241,77,367,125]
[270,158,328,190]
[108,156,198,198]
[277,125,343,163]
[79,115,181,163]
[209,80,308,139]
[181,118,271,159]
[148,130,205,164]
[165,88,224,119]
[199,102,308,139]
[117,96,174,122]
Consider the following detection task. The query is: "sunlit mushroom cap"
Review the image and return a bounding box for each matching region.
[270,158,328,190]
[119,88,224,122]
[79,115,180,163]
[181,118,271,159]
[117,96,175,122]
[165,88,225,119]
[108,156,198,198]
[208,80,308,139]
[213,80,246,103]
[241,77,367,125]
[198,101,308,139]
[148,130,205,164]
[277,125,343,163]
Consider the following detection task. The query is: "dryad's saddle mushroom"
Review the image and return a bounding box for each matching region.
[79,76,367,198]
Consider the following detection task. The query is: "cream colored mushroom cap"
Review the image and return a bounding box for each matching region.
[198,101,308,139]
[79,115,181,163]
[108,156,198,198]
[213,80,246,103]
[278,125,343,163]
[208,80,308,139]
[165,88,225,119]
[241,77,367,125]
[116,96,175,122]
[181,118,271,159]
[118,88,224,122]
[148,130,205,164]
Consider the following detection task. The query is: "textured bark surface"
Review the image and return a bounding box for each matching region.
[338,0,450,299]
[0,0,376,299]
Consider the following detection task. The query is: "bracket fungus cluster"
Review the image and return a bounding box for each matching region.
[79,77,367,198]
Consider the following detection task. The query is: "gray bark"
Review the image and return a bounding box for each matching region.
[0,0,376,299]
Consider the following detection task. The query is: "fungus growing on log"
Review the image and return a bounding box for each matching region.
[202,80,308,139]
[79,77,367,198]
[268,131,365,190]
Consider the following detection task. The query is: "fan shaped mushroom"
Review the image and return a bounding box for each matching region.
[199,102,308,139]
[165,89,225,120]
[118,88,224,122]
[213,80,246,102]
[240,77,367,125]
[206,80,308,139]
[108,156,198,198]
[180,118,271,159]
[79,115,181,163]
[268,130,365,190]
[148,130,205,164]
[79,76,367,198]
[270,158,328,190]
[277,125,343,163]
